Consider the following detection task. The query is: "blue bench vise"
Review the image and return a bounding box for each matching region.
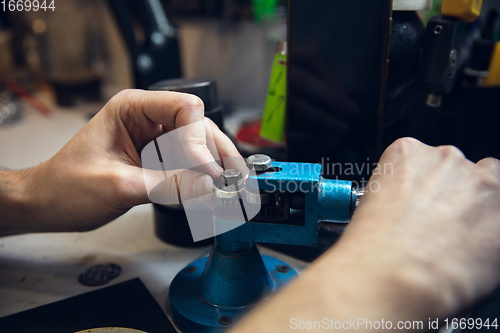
[169,154,358,332]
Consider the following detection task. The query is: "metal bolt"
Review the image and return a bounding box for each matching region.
[221,169,242,186]
[218,316,233,326]
[247,154,272,172]
[434,25,443,35]
[355,188,365,208]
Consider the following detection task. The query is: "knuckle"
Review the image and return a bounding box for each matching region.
[117,89,135,98]
[107,89,136,112]
[476,161,500,190]
[385,137,420,157]
[113,89,134,103]
[180,93,204,109]
[436,145,464,160]
[478,157,500,170]
[174,94,205,127]
[477,171,500,190]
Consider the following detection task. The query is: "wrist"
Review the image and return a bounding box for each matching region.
[0,166,46,236]
[323,238,458,325]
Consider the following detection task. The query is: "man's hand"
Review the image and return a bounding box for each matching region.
[0,89,242,235]
[339,137,500,320]
[232,138,500,332]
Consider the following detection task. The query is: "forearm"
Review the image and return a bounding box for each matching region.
[0,167,45,236]
[231,241,450,333]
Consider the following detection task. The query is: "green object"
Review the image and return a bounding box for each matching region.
[252,0,279,23]
[425,0,444,25]
[260,41,287,143]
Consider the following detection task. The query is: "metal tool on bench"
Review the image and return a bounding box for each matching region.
[169,154,359,332]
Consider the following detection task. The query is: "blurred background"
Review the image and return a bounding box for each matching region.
[0,0,287,115]
[0,0,293,169]
[1,0,499,166]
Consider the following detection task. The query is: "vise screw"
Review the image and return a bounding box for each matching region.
[169,154,358,332]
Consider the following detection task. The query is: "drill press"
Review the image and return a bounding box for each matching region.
[169,154,358,332]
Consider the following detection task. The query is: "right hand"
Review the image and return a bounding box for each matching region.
[231,137,500,333]
[338,137,500,320]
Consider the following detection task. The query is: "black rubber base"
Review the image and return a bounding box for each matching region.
[153,204,213,248]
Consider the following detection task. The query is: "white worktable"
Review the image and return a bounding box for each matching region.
[0,102,307,330]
